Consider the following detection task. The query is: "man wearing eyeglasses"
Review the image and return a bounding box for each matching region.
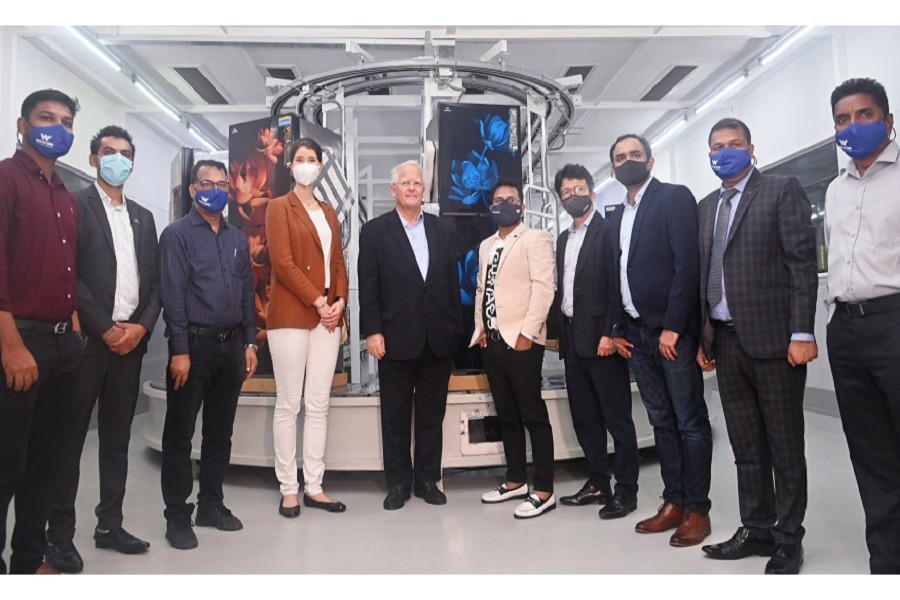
[157,159,258,549]
[358,160,462,511]
[551,164,639,521]
[471,180,556,518]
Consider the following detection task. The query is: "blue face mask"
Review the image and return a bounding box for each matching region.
[835,121,888,159]
[28,123,74,158]
[709,147,753,180]
[194,188,229,213]
[98,153,133,187]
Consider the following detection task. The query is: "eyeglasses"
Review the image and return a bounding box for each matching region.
[559,184,590,199]
[396,180,424,189]
[492,196,521,205]
[195,180,229,192]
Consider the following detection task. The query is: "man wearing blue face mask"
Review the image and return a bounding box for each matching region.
[0,89,83,574]
[45,126,161,572]
[158,160,258,550]
[471,180,556,518]
[825,77,900,574]
[696,118,818,575]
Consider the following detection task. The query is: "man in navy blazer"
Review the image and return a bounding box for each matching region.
[358,160,462,511]
[607,134,712,548]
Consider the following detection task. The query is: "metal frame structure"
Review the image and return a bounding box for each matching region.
[269,57,577,388]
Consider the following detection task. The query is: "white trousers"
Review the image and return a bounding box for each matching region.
[269,324,340,496]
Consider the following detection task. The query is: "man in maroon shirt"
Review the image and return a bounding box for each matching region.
[0,89,84,575]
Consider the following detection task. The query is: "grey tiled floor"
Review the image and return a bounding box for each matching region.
[5,391,871,575]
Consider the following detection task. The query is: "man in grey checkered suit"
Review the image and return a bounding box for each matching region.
[696,118,818,575]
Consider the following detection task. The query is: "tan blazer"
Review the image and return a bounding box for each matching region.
[470,222,555,348]
[266,191,349,330]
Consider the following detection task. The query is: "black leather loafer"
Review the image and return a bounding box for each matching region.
[764,543,803,574]
[702,527,775,560]
[599,493,637,520]
[414,482,447,505]
[45,540,84,573]
[94,526,150,554]
[383,485,411,510]
[303,494,346,513]
[560,481,611,506]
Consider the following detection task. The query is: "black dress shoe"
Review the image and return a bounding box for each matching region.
[45,540,83,574]
[303,494,346,513]
[279,497,300,518]
[560,481,611,506]
[599,493,637,520]
[414,482,447,505]
[94,526,150,554]
[702,527,776,560]
[765,543,804,574]
[383,485,411,510]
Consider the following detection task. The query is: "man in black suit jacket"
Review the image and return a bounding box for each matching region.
[607,134,713,548]
[550,164,639,519]
[358,160,461,511]
[696,118,817,575]
[46,126,160,572]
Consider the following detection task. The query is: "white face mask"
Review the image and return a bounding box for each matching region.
[292,162,320,186]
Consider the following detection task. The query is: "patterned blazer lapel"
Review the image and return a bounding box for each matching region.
[726,169,761,249]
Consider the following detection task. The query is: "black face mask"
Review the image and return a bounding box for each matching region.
[561,194,592,218]
[614,159,650,187]
[490,200,522,227]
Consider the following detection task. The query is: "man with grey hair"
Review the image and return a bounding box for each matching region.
[358,160,462,510]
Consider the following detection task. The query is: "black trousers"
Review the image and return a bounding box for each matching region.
[482,339,554,493]
[0,328,82,574]
[161,334,244,521]
[713,325,808,545]
[827,308,900,574]
[47,339,145,543]
[562,322,638,498]
[378,345,453,489]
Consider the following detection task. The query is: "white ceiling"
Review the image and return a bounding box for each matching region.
[19,25,812,210]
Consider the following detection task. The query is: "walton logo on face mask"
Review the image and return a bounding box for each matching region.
[29,123,74,158]
[709,147,752,180]
[835,121,888,159]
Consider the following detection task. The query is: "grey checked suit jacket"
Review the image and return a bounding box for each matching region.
[698,168,817,360]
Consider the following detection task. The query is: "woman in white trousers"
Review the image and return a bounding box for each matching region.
[265,138,349,516]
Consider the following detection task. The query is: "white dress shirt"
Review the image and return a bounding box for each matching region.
[825,140,900,315]
[400,209,429,280]
[97,182,140,322]
[561,209,595,318]
[619,177,652,319]
[306,205,332,289]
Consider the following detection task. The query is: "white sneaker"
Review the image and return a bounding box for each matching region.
[481,483,529,504]
[513,493,557,519]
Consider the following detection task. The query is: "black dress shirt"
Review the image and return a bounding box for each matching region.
[159,207,255,354]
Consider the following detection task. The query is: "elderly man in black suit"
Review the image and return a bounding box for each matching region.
[696,118,818,575]
[358,160,462,511]
[551,164,639,520]
[46,126,161,573]
[607,134,713,548]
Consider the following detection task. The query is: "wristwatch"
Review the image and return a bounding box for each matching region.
[244,343,258,351]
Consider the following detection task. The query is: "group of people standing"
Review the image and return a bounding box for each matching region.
[0,74,898,577]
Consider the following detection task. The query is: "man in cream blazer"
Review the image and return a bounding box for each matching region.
[470,179,556,518]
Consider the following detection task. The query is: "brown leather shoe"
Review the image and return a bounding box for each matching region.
[635,501,684,533]
[34,561,61,574]
[669,509,711,547]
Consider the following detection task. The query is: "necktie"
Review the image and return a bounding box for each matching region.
[706,188,739,309]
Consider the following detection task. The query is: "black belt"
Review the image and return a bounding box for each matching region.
[187,325,241,342]
[835,292,900,317]
[710,319,736,331]
[14,318,72,335]
[626,314,645,327]
[485,329,503,343]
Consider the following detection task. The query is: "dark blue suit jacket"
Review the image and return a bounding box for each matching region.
[608,177,701,339]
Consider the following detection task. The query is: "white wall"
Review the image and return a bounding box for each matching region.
[1,33,179,233]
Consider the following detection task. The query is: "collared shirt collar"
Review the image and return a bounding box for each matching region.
[189,204,229,228]
[95,181,126,211]
[625,176,653,209]
[845,140,900,179]
[397,207,424,228]
[718,168,754,197]
[569,208,595,234]
[13,149,65,188]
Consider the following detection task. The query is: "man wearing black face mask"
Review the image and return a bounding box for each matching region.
[825,77,900,574]
[696,118,817,575]
[0,89,83,574]
[607,134,712,548]
[471,180,556,518]
[550,164,639,520]
[158,159,257,550]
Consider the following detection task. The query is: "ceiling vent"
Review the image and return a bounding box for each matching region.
[641,65,697,101]
[265,66,297,81]
[173,67,228,105]
[563,65,595,90]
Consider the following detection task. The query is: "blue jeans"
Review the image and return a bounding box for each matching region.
[626,323,712,514]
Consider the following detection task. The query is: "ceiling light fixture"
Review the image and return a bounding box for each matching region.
[64,26,122,73]
[134,78,182,122]
[759,26,816,66]
[694,73,749,115]
[187,123,220,152]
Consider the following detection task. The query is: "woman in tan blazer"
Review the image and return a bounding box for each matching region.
[266,138,349,517]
